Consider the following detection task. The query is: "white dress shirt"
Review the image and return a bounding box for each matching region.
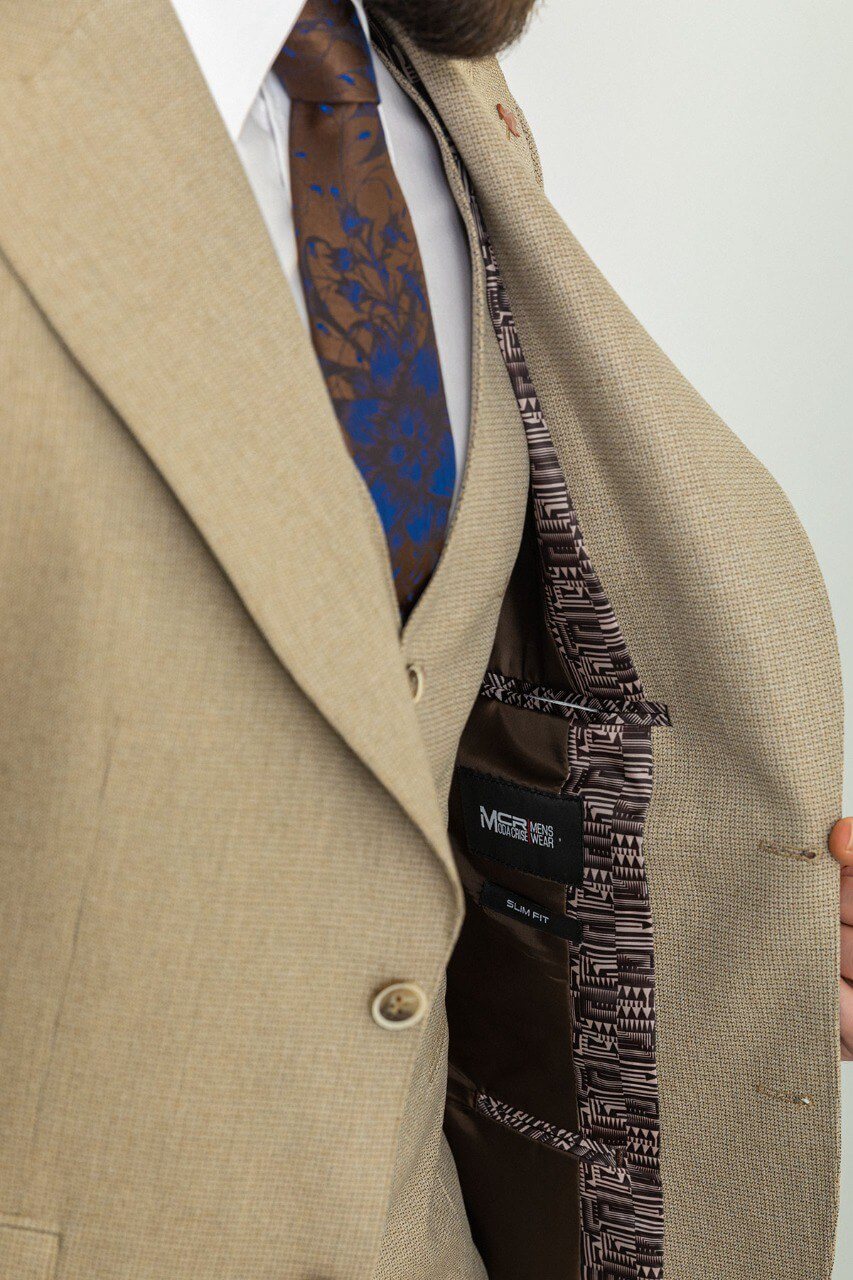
[169,0,473,508]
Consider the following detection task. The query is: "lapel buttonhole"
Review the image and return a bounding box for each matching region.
[496,103,522,140]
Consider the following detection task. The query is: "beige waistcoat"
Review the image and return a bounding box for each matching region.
[0,3,842,1279]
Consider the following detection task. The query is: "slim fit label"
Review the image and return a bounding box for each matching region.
[479,880,580,941]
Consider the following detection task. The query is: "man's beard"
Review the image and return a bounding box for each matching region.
[366,0,540,59]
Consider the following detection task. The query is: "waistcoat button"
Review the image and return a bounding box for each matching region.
[406,663,425,703]
[371,982,428,1030]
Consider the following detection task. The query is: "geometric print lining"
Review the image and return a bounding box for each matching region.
[474,1093,628,1175]
[371,24,671,1280]
[480,669,671,729]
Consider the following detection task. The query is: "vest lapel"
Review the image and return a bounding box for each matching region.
[0,0,456,879]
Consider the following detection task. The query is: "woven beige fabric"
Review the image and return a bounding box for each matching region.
[0,1219,61,1280]
[0,3,842,1279]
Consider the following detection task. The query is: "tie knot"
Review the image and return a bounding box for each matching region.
[274,0,380,105]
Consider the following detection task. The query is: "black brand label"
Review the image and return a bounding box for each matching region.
[479,880,580,941]
[457,768,583,885]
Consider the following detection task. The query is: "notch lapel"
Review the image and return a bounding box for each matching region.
[0,0,455,878]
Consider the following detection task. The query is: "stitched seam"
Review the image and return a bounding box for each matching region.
[508,96,543,187]
[0,1220,61,1239]
[458,765,579,807]
[20,0,108,84]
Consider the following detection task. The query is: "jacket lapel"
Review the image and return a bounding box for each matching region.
[0,0,456,876]
[393,35,538,209]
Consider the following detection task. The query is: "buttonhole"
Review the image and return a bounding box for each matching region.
[755,1082,813,1106]
[758,838,817,862]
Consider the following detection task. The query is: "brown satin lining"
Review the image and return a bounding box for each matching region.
[444,513,583,1280]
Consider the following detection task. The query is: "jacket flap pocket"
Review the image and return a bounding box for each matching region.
[0,1215,60,1280]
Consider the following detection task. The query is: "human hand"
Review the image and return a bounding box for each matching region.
[830,817,853,1060]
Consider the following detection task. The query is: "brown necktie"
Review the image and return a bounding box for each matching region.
[274,0,456,617]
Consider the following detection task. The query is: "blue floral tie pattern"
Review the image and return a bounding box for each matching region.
[275,0,457,616]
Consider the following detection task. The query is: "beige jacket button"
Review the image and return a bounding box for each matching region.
[371,982,428,1030]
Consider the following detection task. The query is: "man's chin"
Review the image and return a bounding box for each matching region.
[366,0,540,59]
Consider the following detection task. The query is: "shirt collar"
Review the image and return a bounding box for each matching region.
[169,0,374,142]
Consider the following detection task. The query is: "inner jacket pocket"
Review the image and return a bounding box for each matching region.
[447,749,580,1133]
[444,706,584,1280]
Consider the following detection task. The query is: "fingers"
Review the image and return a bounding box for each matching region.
[841,979,853,1062]
[842,875,853,926]
[831,821,853,1059]
[829,817,853,867]
[843,923,853,982]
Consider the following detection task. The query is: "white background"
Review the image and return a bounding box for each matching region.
[501,2,852,1273]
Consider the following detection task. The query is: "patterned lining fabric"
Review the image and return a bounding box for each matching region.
[480,670,671,730]
[371,24,671,1280]
[474,1093,627,1175]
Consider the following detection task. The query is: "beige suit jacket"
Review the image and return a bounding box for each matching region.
[0,3,843,1278]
